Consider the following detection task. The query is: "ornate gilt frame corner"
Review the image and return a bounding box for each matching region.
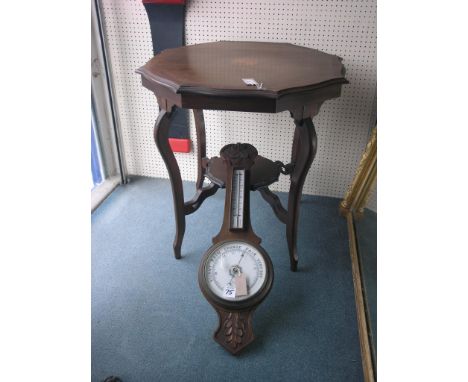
[340,127,377,218]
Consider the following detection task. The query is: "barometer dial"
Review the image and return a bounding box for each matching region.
[202,241,268,302]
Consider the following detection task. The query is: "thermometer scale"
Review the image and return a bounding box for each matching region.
[230,169,245,230]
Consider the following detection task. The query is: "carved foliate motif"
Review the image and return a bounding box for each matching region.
[220,143,258,168]
[224,312,246,349]
[213,309,255,354]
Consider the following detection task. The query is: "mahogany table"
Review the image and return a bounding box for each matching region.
[137,41,347,271]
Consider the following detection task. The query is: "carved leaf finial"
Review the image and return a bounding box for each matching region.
[220,143,258,168]
[224,312,245,349]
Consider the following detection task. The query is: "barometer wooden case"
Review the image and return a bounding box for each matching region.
[198,143,274,355]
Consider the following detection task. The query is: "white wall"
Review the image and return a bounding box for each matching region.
[100,0,377,209]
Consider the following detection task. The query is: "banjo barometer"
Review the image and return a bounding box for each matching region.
[198,143,274,354]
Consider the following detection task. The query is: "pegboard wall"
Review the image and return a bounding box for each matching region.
[100,0,377,210]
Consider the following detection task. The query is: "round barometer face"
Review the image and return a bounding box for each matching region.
[202,241,268,302]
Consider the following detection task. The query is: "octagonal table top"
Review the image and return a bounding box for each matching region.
[137,41,348,114]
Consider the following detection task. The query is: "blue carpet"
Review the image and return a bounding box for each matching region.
[92,176,363,382]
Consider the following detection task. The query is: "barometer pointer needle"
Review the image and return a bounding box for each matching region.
[228,249,247,285]
[237,249,247,266]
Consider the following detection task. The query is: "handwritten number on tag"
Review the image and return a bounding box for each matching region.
[223,285,236,298]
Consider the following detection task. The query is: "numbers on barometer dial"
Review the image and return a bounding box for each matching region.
[204,241,267,302]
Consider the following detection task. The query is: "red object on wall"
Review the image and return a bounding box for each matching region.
[142,0,185,4]
[169,138,191,153]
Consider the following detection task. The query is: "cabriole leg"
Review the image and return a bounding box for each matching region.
[193,109,207,190]
[286,117,317,271]
[154,106,185,259]
[183,109,219,215]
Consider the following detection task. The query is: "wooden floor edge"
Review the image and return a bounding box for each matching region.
[346,212,375,382]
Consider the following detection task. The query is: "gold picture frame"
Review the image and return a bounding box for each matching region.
[341,127,377,382]
[340,127,377,219]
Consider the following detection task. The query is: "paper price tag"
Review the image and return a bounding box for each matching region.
[242,78,264,89]
[235,274,247,297]
[223,284,236,299]
[242,78,258,86]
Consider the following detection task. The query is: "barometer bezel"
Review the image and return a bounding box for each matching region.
[199,239,274,311]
